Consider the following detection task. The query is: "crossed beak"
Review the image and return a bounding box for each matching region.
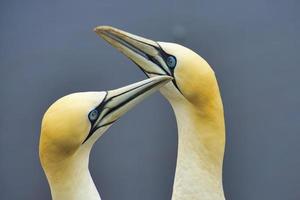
[83,76,172,143]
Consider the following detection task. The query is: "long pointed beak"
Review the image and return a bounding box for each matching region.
[94,26,172,77]
[83,76,172,143]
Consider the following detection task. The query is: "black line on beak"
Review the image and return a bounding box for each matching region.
[99,30,182,93]
[82,79,164,144]
[101,32,171,76]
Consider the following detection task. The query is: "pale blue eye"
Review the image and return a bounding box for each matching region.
[166,56,176,68]
[88,109,99,121]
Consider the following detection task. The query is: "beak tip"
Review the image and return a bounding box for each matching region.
[164,76,174,81]
[93,27,99,33]
[155,75,173,85]
[94,25,114,34]
[93,26,102,34]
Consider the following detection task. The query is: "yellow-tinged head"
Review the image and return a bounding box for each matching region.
[156,42,219,109]
[39,76,172,172]
[40,92,104,164]
[94,26,221,111]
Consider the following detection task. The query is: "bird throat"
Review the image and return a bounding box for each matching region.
[44,146,101,200]
[169,95,226,200]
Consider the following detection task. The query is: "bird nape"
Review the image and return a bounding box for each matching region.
[95,26,226,200]
[39,76,172,200]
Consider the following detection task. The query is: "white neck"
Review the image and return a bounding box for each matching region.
[168,96,225,200]
[45,147,101,200]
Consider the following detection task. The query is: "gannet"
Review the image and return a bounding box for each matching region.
[95,26,226,200]
[39,76,172,200]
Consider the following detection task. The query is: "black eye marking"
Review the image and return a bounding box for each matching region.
[154,43,176,71]
[166,56,176,68]
[82,93,108,144]
[88,109,99,122]
[154,43,183,94]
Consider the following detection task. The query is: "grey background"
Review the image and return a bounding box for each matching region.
[0,0,299,199]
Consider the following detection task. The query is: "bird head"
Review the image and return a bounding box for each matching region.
[39,76,172,168]
[94,26,220,109]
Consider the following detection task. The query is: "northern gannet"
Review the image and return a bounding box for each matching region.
[95,26,226,200]
[39,76,172,200]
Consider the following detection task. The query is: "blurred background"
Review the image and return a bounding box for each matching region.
[1,0,299,199]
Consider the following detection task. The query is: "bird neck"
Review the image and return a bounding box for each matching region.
[169,93,226,200]
[43,147,101,200]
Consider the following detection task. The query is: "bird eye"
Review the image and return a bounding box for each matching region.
[88,109,99,121]
[166,56,176,68]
